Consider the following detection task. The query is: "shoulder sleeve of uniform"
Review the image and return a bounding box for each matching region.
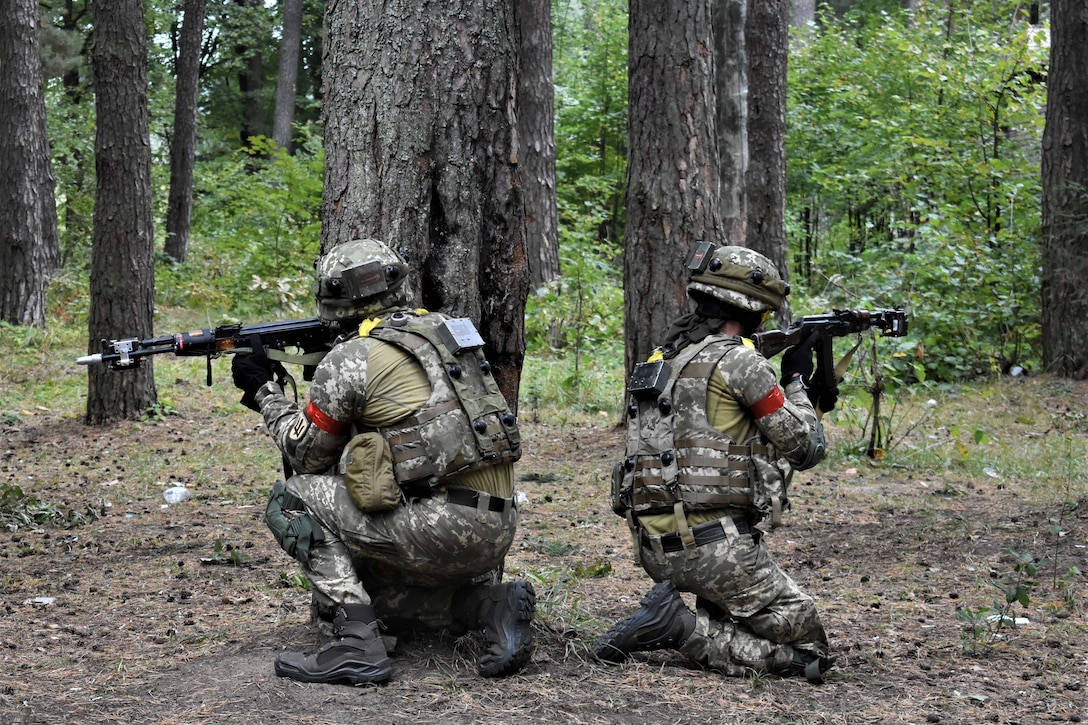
[714,345,784,419]
[307,336,373,424]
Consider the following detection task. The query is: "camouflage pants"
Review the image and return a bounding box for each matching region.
[637,516,828,675]
[280,474,516,629]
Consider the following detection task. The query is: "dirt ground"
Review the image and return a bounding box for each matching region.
[2,377,1087,725]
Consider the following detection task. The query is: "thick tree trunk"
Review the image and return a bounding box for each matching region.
[0,0,60,327]
[87,0,157,423]
[745,0,790,286]
[1041,0,1088,378]
[515,0,559,287]
[322,0,528,410]
[272,0,303,151]
[624,0,722,376]
[164,0,208,263]
[714,0,748,247]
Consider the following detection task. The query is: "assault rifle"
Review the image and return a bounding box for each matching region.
[754,308,909,414]
[752,308,908,360]
[76,317,335,386]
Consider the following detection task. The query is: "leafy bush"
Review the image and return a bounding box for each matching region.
[165,135,324,320]
[787,2,1047,382]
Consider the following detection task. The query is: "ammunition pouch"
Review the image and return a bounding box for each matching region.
[265,480,325,565]
[341,431,402,512]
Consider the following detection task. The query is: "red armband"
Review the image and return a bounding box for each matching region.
[305,401,350,435]
[750,386,786,419]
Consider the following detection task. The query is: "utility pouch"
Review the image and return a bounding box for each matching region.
[341,432,402,512]
[628,360,672,399]
[610,459,633,517]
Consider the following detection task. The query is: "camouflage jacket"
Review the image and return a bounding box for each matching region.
[613,333,826,523]
[254,310,519,493]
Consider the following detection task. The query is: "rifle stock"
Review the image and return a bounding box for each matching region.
[753,308,909,359]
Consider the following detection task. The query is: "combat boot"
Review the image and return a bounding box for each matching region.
[788,647,837,685]
[274,603,392,685]
[593,581,695,663]
[454,580,537,677]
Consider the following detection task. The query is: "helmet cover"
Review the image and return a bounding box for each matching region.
[314,239,410,321]
[686,243,790,313]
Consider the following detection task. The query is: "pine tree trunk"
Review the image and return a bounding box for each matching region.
[322,0,528,409]
[1041,0,1088,378]
[714,0,748,248]
[164,0,208,263]
[624,0,722,376]
[745,0,790,286]
[515,0,559,287]
[272,0,303,151]
[86,0,157,423]
[0,0,60,327]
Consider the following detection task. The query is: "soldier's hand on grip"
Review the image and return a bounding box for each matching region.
[780,329,820,387]
[232,335,273,412]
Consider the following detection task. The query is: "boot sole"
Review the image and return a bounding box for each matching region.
[275,655,393,686]
[593,580,680,663]
[478,581,536,678]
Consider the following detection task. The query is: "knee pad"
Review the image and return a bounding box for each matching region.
[265,480,326,565]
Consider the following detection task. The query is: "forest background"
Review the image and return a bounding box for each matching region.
[1,0,1064,391]
[2,1,1088,722]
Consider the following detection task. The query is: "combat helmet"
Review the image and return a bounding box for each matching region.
[313,239,410,322]
[685,242,790,313]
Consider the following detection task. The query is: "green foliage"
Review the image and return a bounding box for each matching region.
[162,135,324,319]
[958,547,1045,653]
[200,538,250,567]
[553,0,628,246]
[0,483,101,532]
[787,2,1048,383]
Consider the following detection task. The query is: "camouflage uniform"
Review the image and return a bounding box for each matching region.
[236,239,534,684]
[600,243,833,682]
[629,337,829,674]
[253,312,517,629]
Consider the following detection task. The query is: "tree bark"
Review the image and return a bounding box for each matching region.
[745,0,790,286]
[164,0,208,263]
[624,0,722,376]
[235,0,266,149]
[1041,0,1088,378]
[0,0,60,327]
[515,0,559,287]
[272,0,303,151]
[714,0,748,247]
[322,0,528,410]
[87,0,157,423]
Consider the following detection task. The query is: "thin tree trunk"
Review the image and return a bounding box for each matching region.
[515,0,559,287]
[714,0,748,247]
[165,0,208,263]
[272,0,303,151]
[236,0,266,149]
[1041,0,1088,378]
[745,0,790,285]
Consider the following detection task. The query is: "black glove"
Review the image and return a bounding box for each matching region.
[808,373,840,413]
[780,330,820,387]
[232,336,273,412]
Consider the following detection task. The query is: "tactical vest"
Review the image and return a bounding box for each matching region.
[612,334,785,524]
[366,313,521,489]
